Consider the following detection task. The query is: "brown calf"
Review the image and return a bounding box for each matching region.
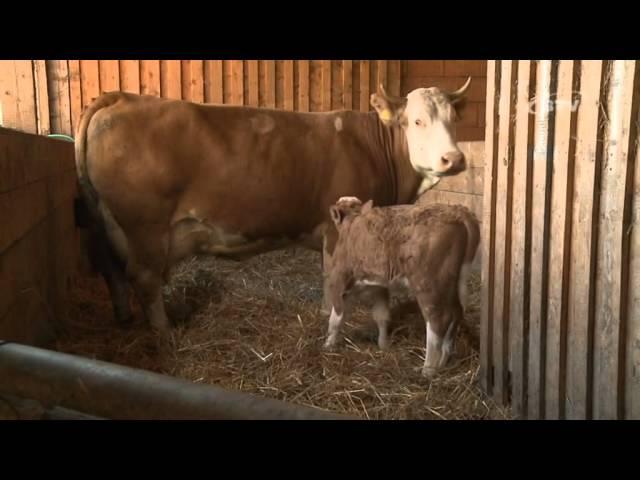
[322,197,480,377]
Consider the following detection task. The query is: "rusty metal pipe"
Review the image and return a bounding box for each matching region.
[0,341,352,420]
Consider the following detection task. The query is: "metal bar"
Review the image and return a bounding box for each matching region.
[0,342,353,420]
[0,393,105,420]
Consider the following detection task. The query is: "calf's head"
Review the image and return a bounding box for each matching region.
[329,196,373,230]
[370,77,471,178]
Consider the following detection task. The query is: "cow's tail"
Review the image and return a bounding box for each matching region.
[458,207,481,311]
[74,92,123,221]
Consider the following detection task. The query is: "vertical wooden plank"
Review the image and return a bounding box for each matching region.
[119,60,140,94]
[160,60,182,100]
[68,60,82,135]
[0,61,37,133]
[309,61,323,112]
[229,60,244,106]
[190,60,204,103]
[265,61,276,108]
[331,61,343,110]
[80,60,100,108]
[322,60,332,111]
[247,60,259,107]
[593,60,638,420]
[626,81,640,419]
[283,60,294,111]
[99,60,120,93]
[359,61,370,113]
[528,60,557,419]
[352,60,361,111]
[343,60,353,110]
[480,60,500,395]
[388,60,401,97]
[204,60,223,104]
[46,60,72,135]
[298,60,310,112]
[275,61,284,110]
[33,60,50,135]
[492,60,516,405]
[377,60,388,91]
[544,60,578,419]
[509,60,535,418]
[140,60,161,97]
[181,60,192,101]
[566,60,605,419]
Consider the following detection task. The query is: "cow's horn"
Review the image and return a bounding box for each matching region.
[378,83,405,104]
[448,77,472,102]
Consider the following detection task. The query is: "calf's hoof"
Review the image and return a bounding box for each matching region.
[421,366,438,379]
[323,339,338,351]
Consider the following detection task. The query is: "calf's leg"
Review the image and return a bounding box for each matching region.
[416,295,461,378]
[323,272,350,349]
[369,287,391,350]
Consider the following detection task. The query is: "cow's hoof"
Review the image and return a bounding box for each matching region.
[167,303,194,325]
[116,314,135,327]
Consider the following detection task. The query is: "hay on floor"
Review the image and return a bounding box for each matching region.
[55,248,510,420]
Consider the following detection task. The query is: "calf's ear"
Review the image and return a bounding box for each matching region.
[330,205,343,226]
[361,199,374,214]
[370,84,407,127]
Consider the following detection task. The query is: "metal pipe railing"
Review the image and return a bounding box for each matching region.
[0,341,353,420]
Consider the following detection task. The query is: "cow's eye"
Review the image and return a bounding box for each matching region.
[415,119,423,127]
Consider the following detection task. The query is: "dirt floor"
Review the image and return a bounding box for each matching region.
[55,248,511,420]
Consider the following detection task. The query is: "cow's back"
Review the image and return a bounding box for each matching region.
[83,93,397,245]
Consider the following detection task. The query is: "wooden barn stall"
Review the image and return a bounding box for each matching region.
[481,60,640,420]
[1,59,506,420]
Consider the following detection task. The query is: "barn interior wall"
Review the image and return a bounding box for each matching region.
[0,129,78,346]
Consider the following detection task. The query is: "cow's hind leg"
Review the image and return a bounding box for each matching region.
[125,233,172,334]
[86,226,133,325]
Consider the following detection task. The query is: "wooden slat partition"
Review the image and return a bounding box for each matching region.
[482,59,640,419]
[2,60,412,136]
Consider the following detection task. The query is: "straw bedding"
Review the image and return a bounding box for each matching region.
[55,248,511,420]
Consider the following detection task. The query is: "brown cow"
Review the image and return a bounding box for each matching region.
[322,197,480,378]
[75,79,472,333]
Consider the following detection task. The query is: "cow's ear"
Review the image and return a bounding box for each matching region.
[330,205,343,226]
[361,199,374,214]
[370,84,407,126]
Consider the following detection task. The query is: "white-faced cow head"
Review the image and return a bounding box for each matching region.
[370,77,471,178]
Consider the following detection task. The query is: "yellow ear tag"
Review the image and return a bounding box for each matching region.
[379,109,393,122]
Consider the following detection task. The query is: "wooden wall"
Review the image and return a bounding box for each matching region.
[0,129,78,346]
[0,60,486,141]
[481,60,640,420]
